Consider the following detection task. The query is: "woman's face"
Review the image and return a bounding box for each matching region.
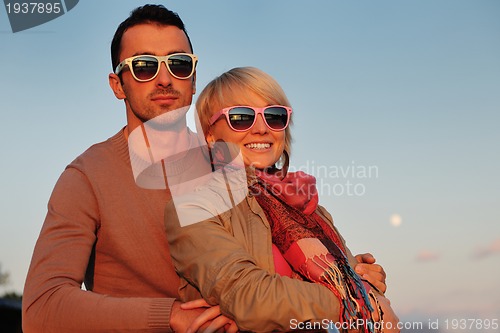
[207,94,286,169]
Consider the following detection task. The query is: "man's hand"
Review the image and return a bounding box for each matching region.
[354,253,387,293]
[174,299,238,333]
[375,295,400,333]
[170,301,207,333]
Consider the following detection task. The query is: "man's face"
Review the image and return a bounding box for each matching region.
[113,23,196,129]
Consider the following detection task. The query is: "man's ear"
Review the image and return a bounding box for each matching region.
[191,72,196,95]
[109,73,126,100]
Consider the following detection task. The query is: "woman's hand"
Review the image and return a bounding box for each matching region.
[181,299,239,333]
[354,253,387,293]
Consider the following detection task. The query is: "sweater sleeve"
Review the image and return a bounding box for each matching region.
[22,167,174,333]
[166,199,342,333]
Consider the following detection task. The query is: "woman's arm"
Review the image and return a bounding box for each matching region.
[166,198,342,332]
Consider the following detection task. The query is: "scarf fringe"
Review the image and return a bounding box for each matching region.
[305,254,375,333]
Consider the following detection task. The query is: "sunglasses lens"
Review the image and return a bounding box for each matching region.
[264,107,289,130]
[228,107,256,131]
[131,56,159,81]
[168,54,195,78]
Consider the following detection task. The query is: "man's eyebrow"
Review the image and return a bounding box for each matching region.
[131,50,190,57]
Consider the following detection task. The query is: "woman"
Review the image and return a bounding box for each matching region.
[165,67,399,332]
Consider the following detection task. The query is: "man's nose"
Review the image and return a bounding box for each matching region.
[155,61,173,86]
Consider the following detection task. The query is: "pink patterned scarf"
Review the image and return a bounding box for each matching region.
[251,170,375,332]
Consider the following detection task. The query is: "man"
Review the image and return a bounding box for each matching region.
[23,5,223,332]
[23,4,387,332]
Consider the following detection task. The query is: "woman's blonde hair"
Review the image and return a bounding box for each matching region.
[196,67,292,155]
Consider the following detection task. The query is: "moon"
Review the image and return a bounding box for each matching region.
[390,214,402,227]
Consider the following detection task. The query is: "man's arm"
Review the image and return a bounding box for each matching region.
[23,168,175,332]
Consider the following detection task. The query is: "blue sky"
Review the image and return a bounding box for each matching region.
[1,0,499,329]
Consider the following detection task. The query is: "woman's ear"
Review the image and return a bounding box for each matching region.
[109,73,126,100]
[206,132,215,148]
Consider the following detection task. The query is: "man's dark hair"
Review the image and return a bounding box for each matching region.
[111,4,193,71]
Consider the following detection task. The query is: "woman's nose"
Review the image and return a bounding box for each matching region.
[251,114,268,134]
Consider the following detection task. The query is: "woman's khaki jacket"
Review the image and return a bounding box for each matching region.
[165,174,361,332]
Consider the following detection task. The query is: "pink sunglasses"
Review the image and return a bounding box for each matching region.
[209,105,292,132]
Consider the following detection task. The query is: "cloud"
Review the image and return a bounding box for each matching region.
[416,250,440,262]
[472,238,500,259]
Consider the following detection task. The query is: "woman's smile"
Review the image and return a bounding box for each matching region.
[244,142,272,150]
